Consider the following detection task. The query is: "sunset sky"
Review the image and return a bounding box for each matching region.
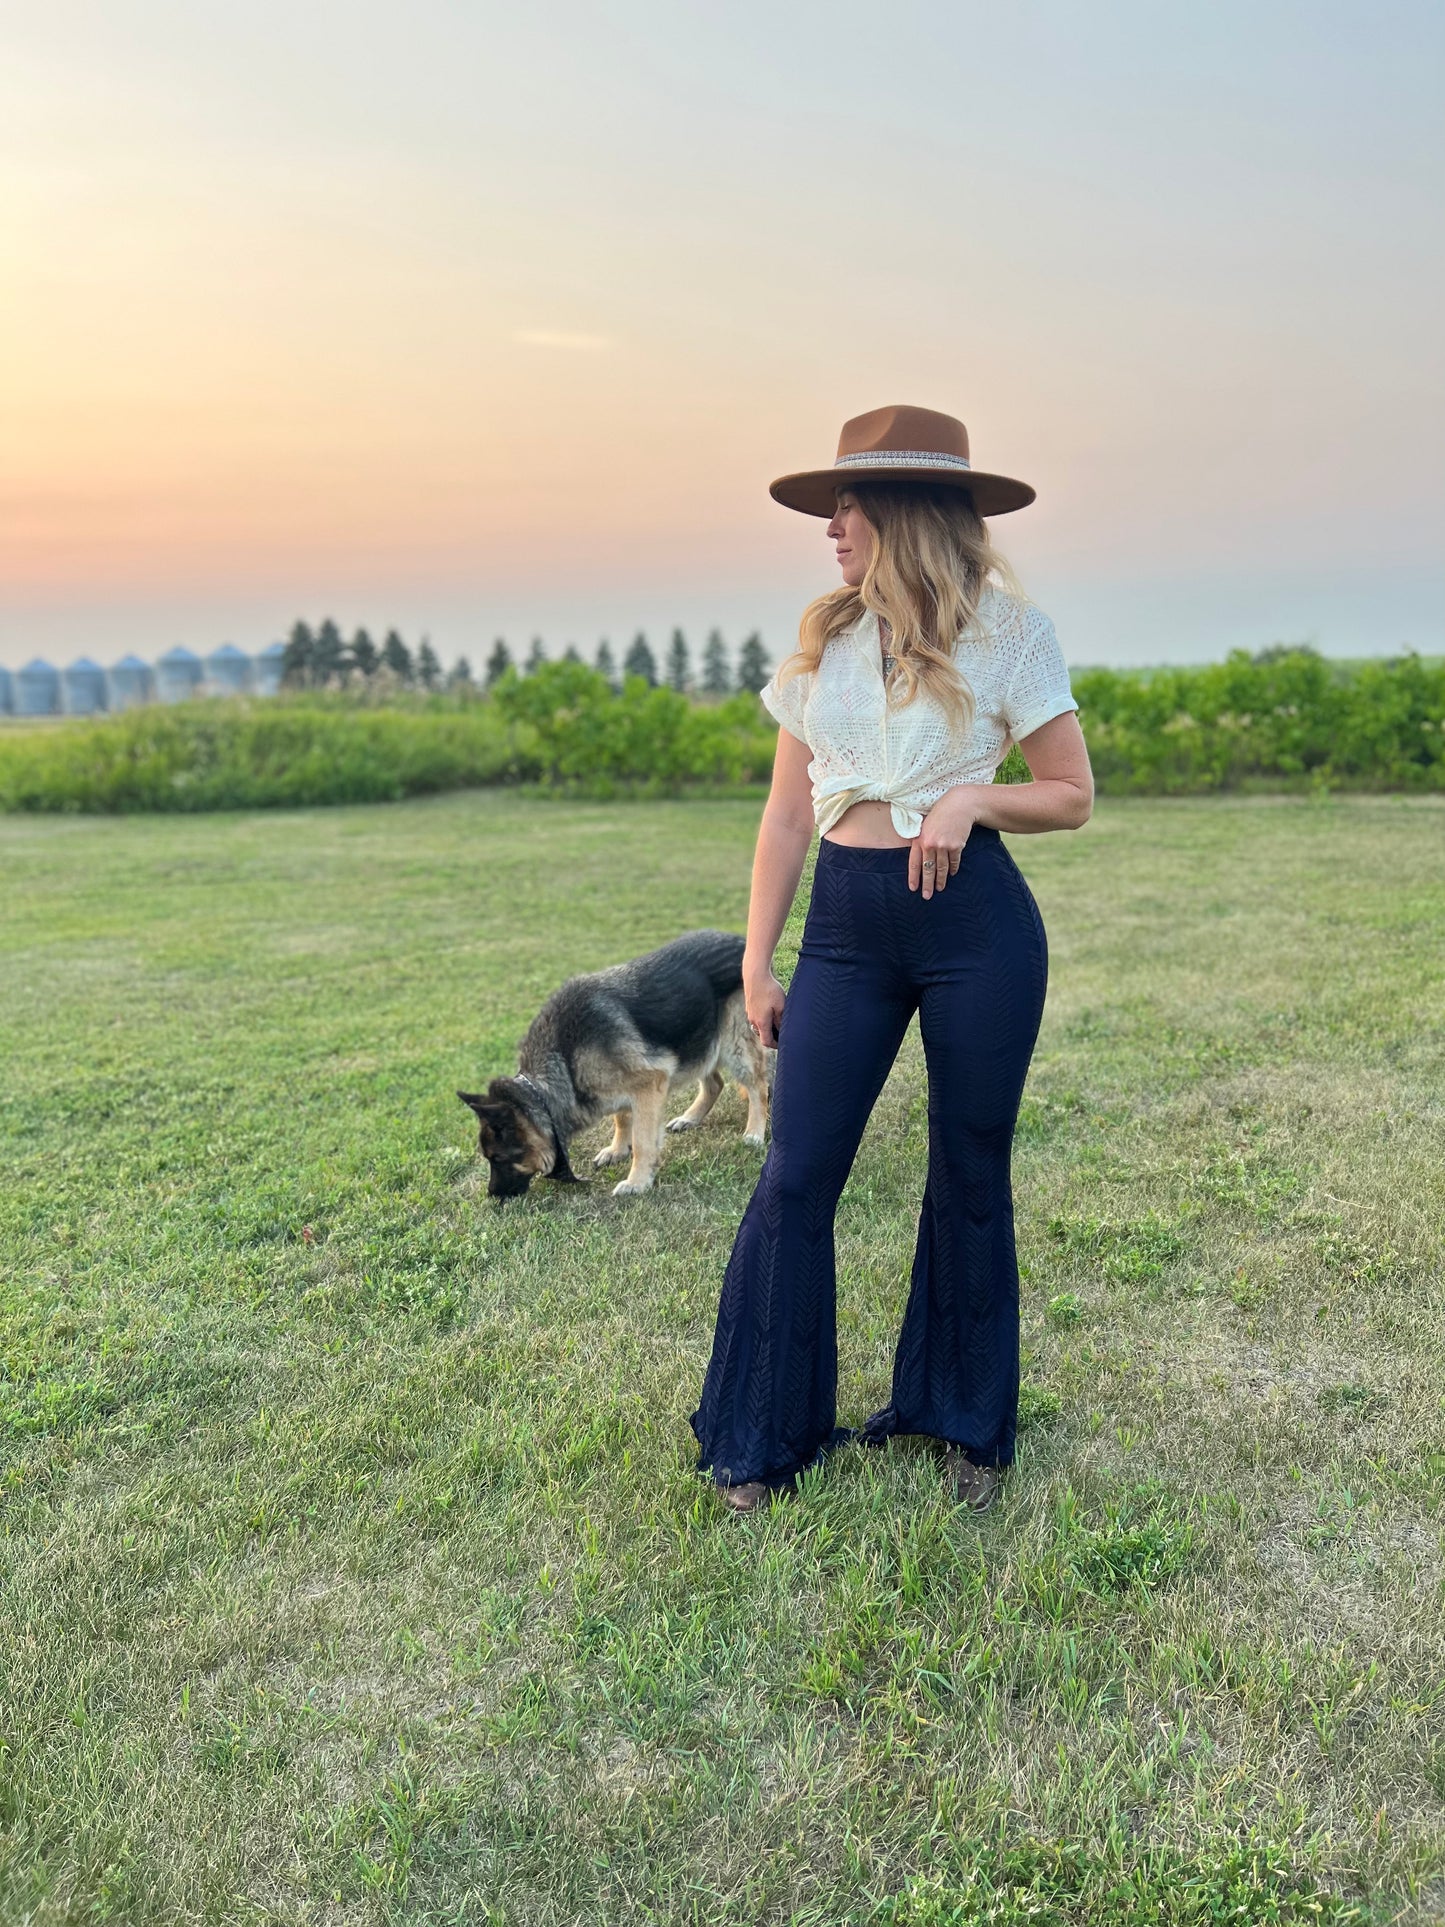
[2,0,1441,673]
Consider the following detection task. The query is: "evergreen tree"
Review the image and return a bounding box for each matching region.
[594,638,618,690]
[525,636,548,675]
[381,629,413,681]
[665,626,691,692]
[1253,640,1319,665]
[349,627,379,677]
[736,631,770,695]
[701,627,730,696]
[484,638,513,688]
[623,631,657,686]
[281,619,316,688]
[447,655,473,690]
[562,642,582,663]
[416,637,441,690]
[313,618,347,684]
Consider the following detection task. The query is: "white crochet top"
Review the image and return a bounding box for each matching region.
[760,587,1079,838]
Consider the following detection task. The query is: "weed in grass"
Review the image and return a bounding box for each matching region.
[868,1840,1376,1927]
[1317,1383,1390,1420]
[1048,1210,1189,1284]
[1032,1482,1196,1604]
[1017,1385,1064,1432]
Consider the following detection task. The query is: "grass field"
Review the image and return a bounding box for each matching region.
[3,790,1443,1925]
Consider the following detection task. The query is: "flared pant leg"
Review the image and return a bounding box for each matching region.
[864,838,1049,1467]
[690,866,916,1489]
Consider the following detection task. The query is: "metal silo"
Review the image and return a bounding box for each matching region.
[62,656,108,714]
[108,654,154,709]
[16,658,60,715]
[205,642,252,694]
[155,645,203,703]
[253,640,287,696]
[0,665,12,715]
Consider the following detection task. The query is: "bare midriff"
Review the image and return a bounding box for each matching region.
[821,799,914,849]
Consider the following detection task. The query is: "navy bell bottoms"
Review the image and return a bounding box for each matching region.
[690,827,1049,1491]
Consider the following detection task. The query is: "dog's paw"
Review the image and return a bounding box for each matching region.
[742,1131,767,1149]
[593,1145,630,1168]
[612,1176,655,1198]
[665,1115,700,1134]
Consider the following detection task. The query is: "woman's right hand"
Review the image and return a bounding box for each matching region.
[744,969,786,1050]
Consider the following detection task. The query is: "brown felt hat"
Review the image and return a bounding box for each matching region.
[769,403,1036,519]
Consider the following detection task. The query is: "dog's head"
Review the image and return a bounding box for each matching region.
[457,1080,580,1203]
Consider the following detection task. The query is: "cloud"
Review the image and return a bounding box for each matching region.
[513,329,611,351]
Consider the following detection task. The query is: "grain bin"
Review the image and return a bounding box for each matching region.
[62,656,108,714]
[155,645,203,703]
[0,665,12,714]
[16,658,60,715]
[108,655,154,709]
[205,642,252,694]
[253,640,286,696]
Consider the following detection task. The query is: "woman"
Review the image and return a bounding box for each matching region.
[690,404,1095,1515]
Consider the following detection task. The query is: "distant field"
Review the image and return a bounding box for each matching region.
[2,792,1443,1924]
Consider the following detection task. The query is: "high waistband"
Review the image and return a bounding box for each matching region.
[817,826,1001,870]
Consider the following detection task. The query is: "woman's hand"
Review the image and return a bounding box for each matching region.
[910,785,979,899]
[744,967,786,1049]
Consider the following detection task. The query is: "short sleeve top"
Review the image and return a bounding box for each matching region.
[759,585,1078,838]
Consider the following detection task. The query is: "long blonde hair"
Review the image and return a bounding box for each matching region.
[777,481,1026,729]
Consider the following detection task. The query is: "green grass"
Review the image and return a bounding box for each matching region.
[2,789,1444,1925]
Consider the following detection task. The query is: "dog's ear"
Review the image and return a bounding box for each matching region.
[457,1090,519,1162]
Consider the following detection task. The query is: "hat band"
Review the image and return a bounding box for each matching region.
[834,449,972,472]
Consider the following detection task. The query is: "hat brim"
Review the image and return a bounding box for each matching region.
[769,466,1035,519]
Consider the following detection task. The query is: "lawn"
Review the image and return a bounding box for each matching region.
[2,789,1443,1926]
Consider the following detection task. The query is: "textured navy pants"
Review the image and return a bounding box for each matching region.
[691,827,1049,1491]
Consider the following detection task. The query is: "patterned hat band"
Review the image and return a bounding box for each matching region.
[833,449,972,472]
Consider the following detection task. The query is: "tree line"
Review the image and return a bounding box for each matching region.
[281,621,771,696]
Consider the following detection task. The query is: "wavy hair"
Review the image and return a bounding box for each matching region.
[777,481,1027,729]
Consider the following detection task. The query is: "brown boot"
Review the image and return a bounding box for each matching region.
[719,1480,770,1514]
[717,1476,795,1515]
[946,1448,1001,1512]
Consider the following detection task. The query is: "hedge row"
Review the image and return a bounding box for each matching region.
[1071,649,1445,793]
[0,701,530,812]
[1,650,1440,813]
[0,667,776,813]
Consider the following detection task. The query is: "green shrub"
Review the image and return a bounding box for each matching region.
[0,699,538,813]
[490,661,777,794]
[1073,647,1445,794]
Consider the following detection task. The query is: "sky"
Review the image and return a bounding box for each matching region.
[2,0,1442,675]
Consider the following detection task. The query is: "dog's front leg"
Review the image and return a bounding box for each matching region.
[593,1110,633,1168]
[613,1074,669,1197]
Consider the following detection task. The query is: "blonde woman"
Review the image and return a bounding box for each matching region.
[691,405,1095,1515]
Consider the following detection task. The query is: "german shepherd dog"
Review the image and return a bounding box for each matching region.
[458,930,771,1202]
